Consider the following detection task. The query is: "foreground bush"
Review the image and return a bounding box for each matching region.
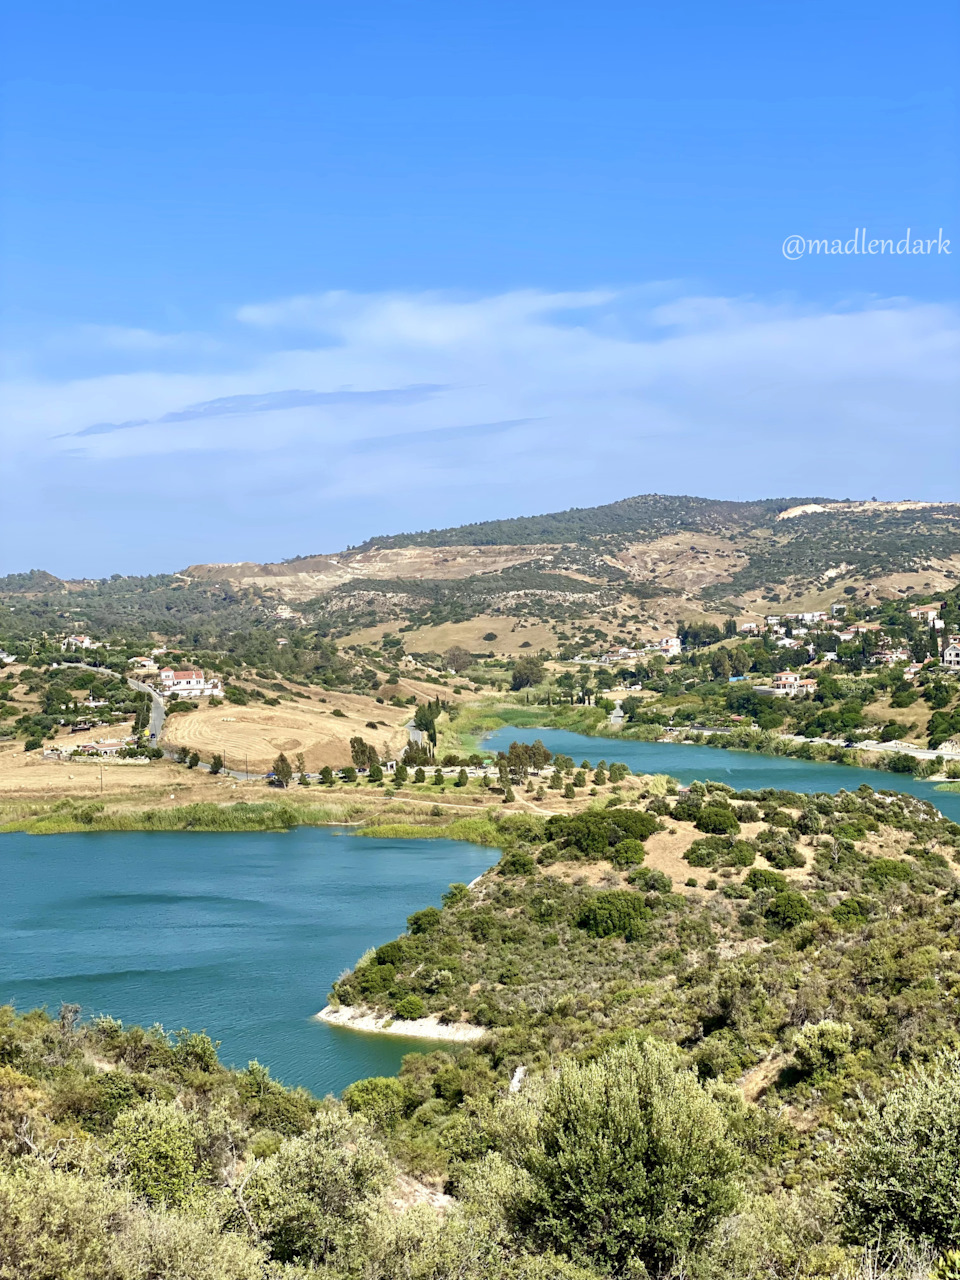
[513,1038,740,1274]
[840,1051,960,1254]
[0,1163,265,1280]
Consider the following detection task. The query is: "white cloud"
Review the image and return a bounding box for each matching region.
[1,286,958,573]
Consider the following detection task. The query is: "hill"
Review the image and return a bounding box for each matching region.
[3,776,960,1279]
[3,493,960,658]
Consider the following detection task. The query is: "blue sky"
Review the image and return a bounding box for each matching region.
[1,0,958,575]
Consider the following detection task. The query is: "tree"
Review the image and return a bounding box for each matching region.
[368,761,383,783]
[443,645,473,673]
[319,765,334,786]
[511,656,544,691]
[514,1038,740,1274]
[394,763,408,784]
[340,766,357,783]
[209,753,223,775]
[414,766,426,783]
[840,1051,960,1254]
[272,752,293,787]
[456,767,468,787]
[187,751,200,770]
[350,736,376,769]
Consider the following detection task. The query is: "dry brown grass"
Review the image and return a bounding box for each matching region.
[161,692,410,772]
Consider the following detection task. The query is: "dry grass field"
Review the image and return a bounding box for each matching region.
[0,734,238,802]
[341,613,563,658]
[161,691,411,772]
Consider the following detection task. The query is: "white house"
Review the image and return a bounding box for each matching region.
[61,634,96,651]
[157,667,223,699]
[658,636,681,657]
[772,671,802,694]
[942,640,960,672]
[909,603,944,624]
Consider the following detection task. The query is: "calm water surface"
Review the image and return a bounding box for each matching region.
[3,736,957,1098]
[0,827,495,1096]
[483,727,960,822]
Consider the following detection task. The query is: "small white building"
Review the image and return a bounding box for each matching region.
[909,603,944,624]
[772,671,802,694]
[942,640,960,672]
[61,634,96,651]
[157,667,223,699]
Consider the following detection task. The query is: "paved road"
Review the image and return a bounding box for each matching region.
[64,661,167,744]
[125,675,166,742]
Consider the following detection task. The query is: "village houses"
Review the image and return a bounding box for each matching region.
[157,667,224,699]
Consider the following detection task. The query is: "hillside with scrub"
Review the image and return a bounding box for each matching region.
[3,768,960,1279]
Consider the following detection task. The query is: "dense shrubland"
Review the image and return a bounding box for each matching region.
[3,763,960,1276]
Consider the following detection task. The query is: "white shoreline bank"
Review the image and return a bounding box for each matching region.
[315,1004,487,1043]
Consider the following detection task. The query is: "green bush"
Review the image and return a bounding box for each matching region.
[840,1052,960,1254]
[686,836,756,869]
[499,848,536,877]
[865,857,915,887]
[793,1020,853,1079]
[342,1075,408,1128]
[695,805,741,836]
[577,891,650,940]
[245,1111,391,1267]
[765,891,815,931]
[394,995,427,1021]
[627,866,672,893]
[407,907,442,934]
[831,897,870,926]
[514,1038,741,1275]
[608,838,647,869]
[109,1101,201,1208]
[743,868,787,894]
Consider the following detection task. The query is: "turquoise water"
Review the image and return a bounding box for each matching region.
[3,740,957,1101]
[483,727,960,822]
[0,827,495,1097]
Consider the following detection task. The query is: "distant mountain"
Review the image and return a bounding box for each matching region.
[3,494,959,645]
[316,493,826,553]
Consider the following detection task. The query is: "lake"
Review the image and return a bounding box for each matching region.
[0,827,495,1097]
[3,734,957,1099]
[483,726,960,822]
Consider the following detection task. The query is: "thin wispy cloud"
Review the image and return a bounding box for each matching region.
[1,286,957,575]
[63,384,448,437]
